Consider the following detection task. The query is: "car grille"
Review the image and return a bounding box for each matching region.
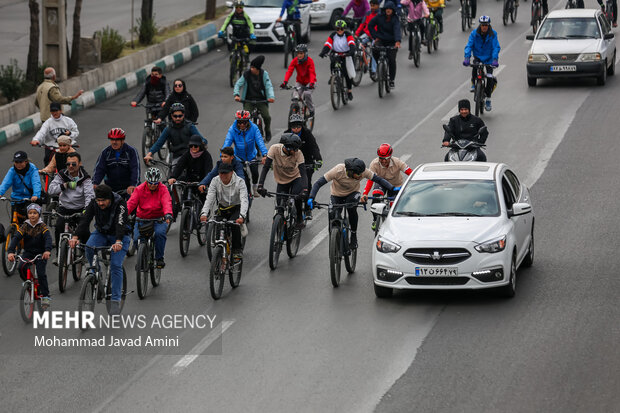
[549,54,579,62]
[254,23,271,29]
[403,248,471,265]
[405,277,470,286]
[256,37,274,43]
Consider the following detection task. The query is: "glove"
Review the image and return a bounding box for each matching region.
[491,59,499,68]
[218,31,225,38]
[280,81,288,89]
[313,160,323,171]
[307,198,314,210]
[164,214,173,222]
[319,52,326,58]
[308,83,315,89]
[257,185,268,197]
[250,33,256,40]
[393,186,401,192]
[463,58,470,67]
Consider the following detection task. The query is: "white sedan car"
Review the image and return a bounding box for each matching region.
[526,9,616,86]
[309,0,349,27]
[371,162,535,299]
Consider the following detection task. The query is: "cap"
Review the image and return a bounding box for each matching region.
[218,162,234,174]
[49,102,61,111]
[189,135,204,147]
[13,151,27,162]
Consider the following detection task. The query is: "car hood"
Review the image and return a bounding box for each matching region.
[531,38,601,54]
[381,216,508,244]
[244,7,281,22]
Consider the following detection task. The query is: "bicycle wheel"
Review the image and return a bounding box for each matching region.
[341,76,349,105]
[532,6,540,33]
[229,52,238,88]
[197,221,208,246]
[377,62,386,98]
[426,23,433,54]
[284,35,291,68]
[157,141,169,161]
[105,267,128,313]
[462,5,468,30]
[304,106,314,132]
[229,256,243,288]
[141,126,152,159]
[71,246,83,281]
[206,221,215,261]
[179,208,191,257]
[209,246,225,300]
[352,53,363,86]
[344,231,357,274]
[136,242,149,299]
[286,214,302,259]
[511,0,518,22]
[330,74,341,110]
[57,238,69,293]
[126,236,136,257]
[19,282,34,323]
[2,228,16,276]
[413,32,421,67]
[433,25,439,50]
[503,0,510,25]
[268,214,284,270]
[329,228,342,287]
[373,215,383,237]
[78,274,96,331]
[150,256,161,287]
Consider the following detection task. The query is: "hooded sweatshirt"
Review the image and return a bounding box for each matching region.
[48,166,95,210]
[157,79,200,123]
[201,173,249,219]
[369,1,402,43]
[32,114,79,148]
[127,182,173,220]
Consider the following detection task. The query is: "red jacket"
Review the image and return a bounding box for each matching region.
[127,182,173,219]
[356,9,379,37]
[284,57,317,85]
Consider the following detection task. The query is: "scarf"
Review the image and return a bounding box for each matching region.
[190,150,204,159]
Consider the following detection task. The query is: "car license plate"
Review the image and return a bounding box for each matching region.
[255,30,269,37]
[414,267,458,276]
[550,65,576,72]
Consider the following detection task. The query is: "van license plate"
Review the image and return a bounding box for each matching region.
[550,65,576,72]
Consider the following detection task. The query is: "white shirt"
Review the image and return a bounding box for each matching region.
[32,114,78,148]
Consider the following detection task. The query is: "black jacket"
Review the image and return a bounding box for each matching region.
[9,220,53,254]
[368,2,402,44]
[157,80,199,122]
[443,114,488,144]
[77,193,129,240]
[170,149,214,182]
[284,127,322,164]
[133,75,170,107]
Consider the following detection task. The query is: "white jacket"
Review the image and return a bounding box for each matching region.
[32,114,78,147]
[201,173,249,219]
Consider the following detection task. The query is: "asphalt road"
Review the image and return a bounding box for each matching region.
[1,0,620,411]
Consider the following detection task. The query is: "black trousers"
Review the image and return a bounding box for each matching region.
[276,177,304,220]
[471,61,496,98]
[330,192,360,232]
[330,56,352,90]
[216,205,243,252]
[372,44,398,81]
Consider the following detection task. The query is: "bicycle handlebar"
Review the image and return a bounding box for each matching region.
[0,196,32,203]
[367,196,396,200]
[53,211,83,220]
[207,219,242,226]
[240,99,269,104]
[173,181,200,187]
[136,217,166,223]
[16,254,44,263]
[146,159,172,168]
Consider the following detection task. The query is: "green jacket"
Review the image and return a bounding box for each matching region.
[221,11,255,36]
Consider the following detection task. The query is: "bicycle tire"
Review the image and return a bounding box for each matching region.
[126,236,136,257]
[373,215,383,237]
[377,62,386,98]
[511,0,518,22]
[286,209,301,259]
[229,52,238,88]
[209,245,225,300]
[179,208,191,257]
[71,246,83,281]
[19,282,34,323]
[433,25,439,50]
[462,3,468,31]
[2,228,17,276]
[206,221,215,261]
[475,81,484,116]
[229,255,242,288]
[329,228,342,287]
[57,238,69,293]
[284,36,291,68]
[136,242,149,299]
[141,126,152,159]
[105,266,127,313]
[197,221,208,246]
[426,23,433,54]
[330,74,341,110]
[344,231,357,274]
[78,274,96,330]
[268,214,284,270]
[352,53,363,86]
[151,259,161,287]
[413,32,421,67]
[341,75,349,105]
[503,0,510,25]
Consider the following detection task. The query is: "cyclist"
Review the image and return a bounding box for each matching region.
[425,0,445,33]
[442,99,488,161]
[276,0,317,42]
[48,152,94,249]
[307,158,397,249]
[369,1,402,88]
[0,151,41,219]
[318,19,356,101]
[39,135,76,175]
[257,133,308,228]
[130,66,170,112]
[168,135,213,202]
[284,113,321,219]
[92,128,141,196]
[222,110,268,197]
[71,184,130,315]
[343,0,370,21]
[200,162,248,262]
[281,44,317,117]
[144,103,207,167]
[219,0,256,44]
[8,203,52,308]
[127,168,173,269]
[463,16,500,112]
[356,0,381,79]
[234,55,276,142]
[400,0,429,51]
[30,102,79,166]
[198,146,246,193]
[599,0,617,27]
[156,79,199,123]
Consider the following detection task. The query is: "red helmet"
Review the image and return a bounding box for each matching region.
[235,110,251,120]
[107,128,126,140]
[377,143,393,158]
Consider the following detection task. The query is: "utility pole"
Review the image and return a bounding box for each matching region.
[131,0,135,48]
[42,0,68,80]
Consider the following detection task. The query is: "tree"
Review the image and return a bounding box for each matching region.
[26,0,40,84]
[139,0,155,45]
[68,0,83,76]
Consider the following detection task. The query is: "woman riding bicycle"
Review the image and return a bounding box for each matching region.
[400,0,429,51]
[318,19,356,101]
[369,1,402,88]
[168,135,213,203]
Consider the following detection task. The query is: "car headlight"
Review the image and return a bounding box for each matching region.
[474,235,506,253]
[528,54,548,63]
[580,53,601,61]
[310,3,326,10]
[376,236,401,254]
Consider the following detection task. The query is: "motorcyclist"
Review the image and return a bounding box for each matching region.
[442,99,488,161]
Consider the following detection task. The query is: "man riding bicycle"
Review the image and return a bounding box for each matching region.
[369,1,402,88]
[257,133,308,228]
[276,0,317,41]
[234,55,276,142]
[127,168,173,269]
[463,16,500,112]
[198,146,246,193]
[92,128,141,196]
[200,162,248,262]
[308,158,397,249]
[319,19,356,101]
[442,99,488,161]
[219,0,256,44]
[0,151,41,219]
[281,44,317,117]
[223,110,268,197]
[356,0,381,79]
[30,102,79,166]
[71,184,130,316]
[131,66,170,112]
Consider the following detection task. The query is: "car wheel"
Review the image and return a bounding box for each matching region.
[498,253,517,298]
[522,221,534,267]
[374,283,393,298]
[527,75,537,87]
[607,51,616,76]
[597,61,607,85]
[329,9,343,29]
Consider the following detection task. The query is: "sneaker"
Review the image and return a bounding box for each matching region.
[369,71,377,81]
[232,252,243,263]
[40,296,51,309]
[347,91,353,100]
[614,22,618,27]
[389,80,395,88]
[421,39,427,46]
[156,258,165,269]
[108,300,121,316]
[349,232,358,250]
[408,52,413,60]
[485,99,492,111]
[305,209,313,220]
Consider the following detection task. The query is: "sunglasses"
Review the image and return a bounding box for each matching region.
[336,28,345,31]
[174,84,183,87]
[109,138,124,141]
[172,114,184,119]
[66,162,78,167]
[379,156,391,160]
[237,120,249,125]
[147,181,159,185]
[189,144,201,149]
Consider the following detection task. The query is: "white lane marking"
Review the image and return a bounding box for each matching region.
[169,320,235,376]
[298,227,328,256]
[400,153,412,163]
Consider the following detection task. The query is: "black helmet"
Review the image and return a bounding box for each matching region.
[344,157,366,175]
[295,44,308,54]
[280,133,302,151]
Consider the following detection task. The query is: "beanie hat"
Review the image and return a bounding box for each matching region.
[57,135,72,145]
[94,184,114,200]
[458,99,471,110]
[27,203,41,214]
[251,55,265,70]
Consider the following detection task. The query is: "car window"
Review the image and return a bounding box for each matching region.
[501,177,516,210]
[599,15,611,34]
[244,0,282,7]
[504,170,521,199]
[538,17,601,39]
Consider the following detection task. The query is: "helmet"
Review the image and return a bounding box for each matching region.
[344,157,366,175]
[235,110,251,120]
[295,44,308,54]
[145,167,162,184]
[280,133,302,151]
[479,15,491,24]
[289,113,304,125]
[107,128,126,140]
[170,102,185,113]
[377,143,393,158]
[233,0,244,7]
[334,20,347,29]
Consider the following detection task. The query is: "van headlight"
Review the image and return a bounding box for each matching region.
[376,236,401,254]
[474,235,506,253]
[580,53,601,61]
[528,54,548,62]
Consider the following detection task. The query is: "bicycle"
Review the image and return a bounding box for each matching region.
[408,19,423,68]
[39,171,58,228]
[351,37,369,86]
[278,20,298,68]
[1,197,29,276]
[228,36,251,88]
[77,245,128,329]
[265,192,306,270]
[145,159,179,223]
[374,45,396,98]
[398,7,410,38]
[329,52,350,110]
[134,217,166,299]
[368,195,395,236]
[54,211,84,293]
[503,0,518,25]
[531,0,543,33]
[207,218,244,299]
[137,103,168,162]
[461,0,473,31]
[425,9,440,54]
[16,254,45,323]
[240,99,267,139]
[471,62,492,116]
[175,181,208,257]
[603,1,616,25]
[284,85,315,131]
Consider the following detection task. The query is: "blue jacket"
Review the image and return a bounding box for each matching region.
[464,26,500,64]
[368,1,401,43]
[92,143,141,192]
[234,70,275,101]
[200,159,246,187]
[280,0,313,19]
[222,121,268,162]
[0,163,41,201]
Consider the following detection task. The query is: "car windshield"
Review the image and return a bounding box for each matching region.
[392,180,500,217]
[244,0,282,7]
[537,17,601,39]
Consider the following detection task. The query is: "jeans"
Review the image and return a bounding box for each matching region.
[359,35,377,73]
[133,221,168,260]
[85,231,130,302]
[20,251,49,297]
[294,82,314,114]
[243,102,271,137]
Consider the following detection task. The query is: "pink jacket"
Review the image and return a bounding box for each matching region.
[127,182,172,219]
[400,0,429,21]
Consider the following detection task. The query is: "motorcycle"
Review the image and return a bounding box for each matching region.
[442,125,487,162]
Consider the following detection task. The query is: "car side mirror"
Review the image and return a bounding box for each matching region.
[526,34,535,41]
[370,203,388,217]
[508,202,532,217]
[604,33,615,40]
